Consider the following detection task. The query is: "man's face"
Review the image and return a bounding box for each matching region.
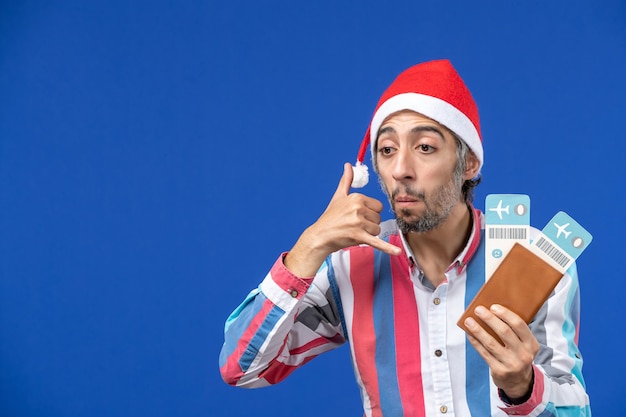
[375,110,465,233]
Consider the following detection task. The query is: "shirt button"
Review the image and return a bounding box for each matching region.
[435,349,442,357]
[440,405,448,413]
[433,298,441,305]
[288,289,298,298]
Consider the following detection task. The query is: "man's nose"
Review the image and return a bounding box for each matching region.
[391,149,416,182]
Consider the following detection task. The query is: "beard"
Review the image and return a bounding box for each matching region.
[380,168,464,234]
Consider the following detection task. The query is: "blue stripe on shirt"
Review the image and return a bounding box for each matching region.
[564,263,585,385]
[373,250,404,417]
[464,232,491,416]
[219,289,264,367]
[326,259,349,341]
[219,290,285,372]
[239,304,285,371]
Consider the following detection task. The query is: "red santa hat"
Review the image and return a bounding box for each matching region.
[351,59,483,188]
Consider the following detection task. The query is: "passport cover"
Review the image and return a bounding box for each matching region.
[457,242,564,345]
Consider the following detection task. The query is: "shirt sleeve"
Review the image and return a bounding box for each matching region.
[498,262,591,416]
[219,253,346,388]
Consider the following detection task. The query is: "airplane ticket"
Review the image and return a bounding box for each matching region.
[485,194,531,279]
[528,211,593,274]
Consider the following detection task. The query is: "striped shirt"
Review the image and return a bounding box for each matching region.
[219,208,591,416]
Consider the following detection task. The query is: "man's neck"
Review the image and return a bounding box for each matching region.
[404,202,473,286]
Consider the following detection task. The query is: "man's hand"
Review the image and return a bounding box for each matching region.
[463,304,539,401]
[284,163,401,277]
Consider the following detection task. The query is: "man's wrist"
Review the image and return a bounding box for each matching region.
[284,232,330,278]
[500,388,532,405]
[500,370,535,405]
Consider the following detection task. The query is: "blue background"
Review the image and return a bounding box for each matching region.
[1,1,624,416]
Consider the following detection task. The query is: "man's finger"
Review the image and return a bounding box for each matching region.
[363,196,384,213]
[363,235,402,256]
[332,163,355,200]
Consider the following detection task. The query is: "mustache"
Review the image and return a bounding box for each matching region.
[391,186,425,201]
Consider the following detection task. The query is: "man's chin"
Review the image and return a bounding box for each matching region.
[395,208,423,222]
[395,209,447,234]
[396,214,419,225]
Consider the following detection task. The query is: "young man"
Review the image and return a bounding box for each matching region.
[219,60,590,416]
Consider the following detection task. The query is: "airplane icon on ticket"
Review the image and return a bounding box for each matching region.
[488,199,509,220]
[553,222,571,239]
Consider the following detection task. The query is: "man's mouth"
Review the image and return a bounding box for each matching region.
[395,196,418,203]
[394,195,424,209]
[390,187,425,208]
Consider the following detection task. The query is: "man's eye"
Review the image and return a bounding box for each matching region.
[380,147,394,155]
[419,144,435,153]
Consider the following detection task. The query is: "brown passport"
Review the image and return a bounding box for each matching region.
[457,242,564,345]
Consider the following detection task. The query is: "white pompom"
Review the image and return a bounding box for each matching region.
[351,163,369,188]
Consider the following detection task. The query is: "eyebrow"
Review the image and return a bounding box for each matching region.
[377,125,447,141]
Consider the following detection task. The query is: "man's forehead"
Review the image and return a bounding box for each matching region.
[377,109,453,138]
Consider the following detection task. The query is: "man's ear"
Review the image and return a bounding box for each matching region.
[463,152,480,180]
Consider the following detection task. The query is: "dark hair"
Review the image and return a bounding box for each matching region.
[452,133,481,203]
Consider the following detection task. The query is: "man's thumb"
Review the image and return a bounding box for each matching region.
[333,163,354,198]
